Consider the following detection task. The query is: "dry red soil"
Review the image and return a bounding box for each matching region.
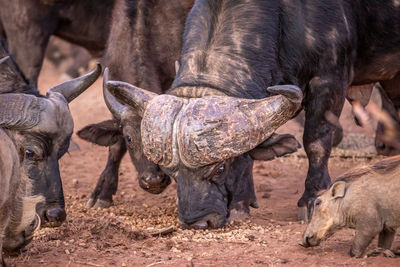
[5,60,400,267]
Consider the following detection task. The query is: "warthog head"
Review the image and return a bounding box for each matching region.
[302,181,347,247]
[0,54,101,226]
[103,68,302,229]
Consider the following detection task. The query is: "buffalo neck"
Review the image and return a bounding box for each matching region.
[169,0,283,100]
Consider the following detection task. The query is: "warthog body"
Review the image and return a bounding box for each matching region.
[302,156,400,257]
[0,128,42,266]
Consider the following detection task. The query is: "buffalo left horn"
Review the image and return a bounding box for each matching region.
[106,79,157,117]
[0,56,9,65]
[48,63,102,103]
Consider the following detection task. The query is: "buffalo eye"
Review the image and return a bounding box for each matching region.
[210,165,225,182]
[315,199,322,206]
[25,149,35,159]
[126,136,132,142]
[216,165,225,175]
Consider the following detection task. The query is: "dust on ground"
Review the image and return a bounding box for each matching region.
[5,60,400,267]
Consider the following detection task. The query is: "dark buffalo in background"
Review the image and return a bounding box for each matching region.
[0,0,114,86]
[0,38,101,226]
[77,0,195,208]
[104,0,400,227]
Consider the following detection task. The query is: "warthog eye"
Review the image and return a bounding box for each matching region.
[315,199,322,206]
[25,149,35,159]
[126,136,132,142]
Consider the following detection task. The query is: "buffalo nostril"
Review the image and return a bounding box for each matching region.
[45,208,66,223]
[145,175,152,182]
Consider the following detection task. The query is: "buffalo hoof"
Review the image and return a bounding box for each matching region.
[86,198,112,209]
[297,206,308,222]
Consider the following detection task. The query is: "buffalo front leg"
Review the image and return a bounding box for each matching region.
[87,137,127,208]
[298,76,347,221]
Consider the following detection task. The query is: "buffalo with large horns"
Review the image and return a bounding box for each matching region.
[0,39,101,226]
[104,0,400,227]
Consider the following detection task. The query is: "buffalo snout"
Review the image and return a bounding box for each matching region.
[138,172,171,194]
[37,205,66,226]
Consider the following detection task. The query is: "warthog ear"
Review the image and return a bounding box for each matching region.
[330,181,346,199]
[77,119,122,147]
[248,133,301,161]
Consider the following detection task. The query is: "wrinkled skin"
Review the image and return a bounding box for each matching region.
[0,45,101,226]
[78,0,194,208]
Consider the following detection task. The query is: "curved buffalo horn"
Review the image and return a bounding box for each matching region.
[48,63,102,103]
[0,93,45,130]
[175,85,303,167]
[102,68,128,121]
[106,79,157,117]
[0,56,9,65]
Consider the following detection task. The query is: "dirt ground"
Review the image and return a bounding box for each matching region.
[5,60,400,267]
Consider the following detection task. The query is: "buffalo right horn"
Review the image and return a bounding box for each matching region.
[48,63,101,103]
[106,78,157,117]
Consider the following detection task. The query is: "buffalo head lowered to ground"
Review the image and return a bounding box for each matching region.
[103,68,302,228]
[0,51,101,226]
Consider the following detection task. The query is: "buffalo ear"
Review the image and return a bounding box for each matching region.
[330,181,346,199]
[77,120,122,146]
[248,133,301,161]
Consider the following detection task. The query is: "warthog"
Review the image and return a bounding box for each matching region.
[0,41,101,226]
[302,156,400,258]
[0,56,43,266]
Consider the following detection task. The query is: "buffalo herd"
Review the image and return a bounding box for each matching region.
[0,0,399,264]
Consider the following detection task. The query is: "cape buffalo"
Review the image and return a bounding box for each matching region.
[0,0,113,86]
[0,56,43,267]
[104,0,400,227]
[0,39,101,226]
[77,0,195,208]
